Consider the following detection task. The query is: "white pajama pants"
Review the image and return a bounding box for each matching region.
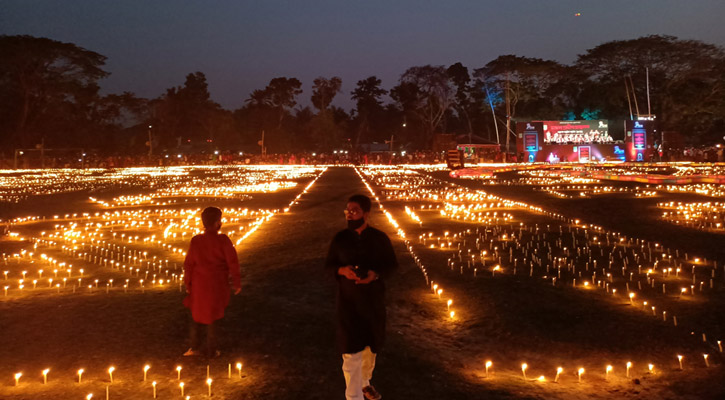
[342,346,376,400]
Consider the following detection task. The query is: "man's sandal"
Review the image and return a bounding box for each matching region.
[363,385,382,400]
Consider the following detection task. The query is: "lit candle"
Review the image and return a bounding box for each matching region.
[521,363,527,381]
[605,365,612,379]
[108,366,115,383]
[87,394,93,400]
[207,378,212,397]
[176,366,182,380]
[152,381,157,398]
[485,361,492,378]
[144,365,150,381]
[180,382,185,397]
[678,355,683,370]
[704,354,710,367]
[626,362,631,378]
[78,368,85,383]
[447,299,452,311]
[578,368,584,383]
[236,362,243,379]
[555,367,562,383]
[14,372,22,386]
[648,364,654,374]
[42,368,49,384]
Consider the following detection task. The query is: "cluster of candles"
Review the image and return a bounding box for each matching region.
[661,183,725,197]
[457,164,725,203]
[0,165,323,206]
[0,166,202,204]
[356,165,722,371]
[2,166,328,299]
[8,362,245,398]
[658,201,725,232]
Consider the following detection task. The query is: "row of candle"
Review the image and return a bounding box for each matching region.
[7,363,244,399]
[480,356,714,383]
[10,363,243,384]
[659,201,725,232]
[355,167,459,321]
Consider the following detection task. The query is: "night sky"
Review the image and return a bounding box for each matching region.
[3,0,725,110]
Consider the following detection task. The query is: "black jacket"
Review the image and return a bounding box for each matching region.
[325,226,397,354]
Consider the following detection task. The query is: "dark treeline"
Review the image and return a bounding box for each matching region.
[1,34,724,156]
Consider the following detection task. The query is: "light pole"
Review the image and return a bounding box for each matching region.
[14,150,23,170]
[147,125,153,156]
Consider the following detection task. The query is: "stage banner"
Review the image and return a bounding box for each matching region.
[543,120,612,145]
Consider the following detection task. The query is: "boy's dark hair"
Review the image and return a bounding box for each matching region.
[201,207,223,229]
[348,194,372,213]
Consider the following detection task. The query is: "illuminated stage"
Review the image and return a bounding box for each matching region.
[516,120,656,163]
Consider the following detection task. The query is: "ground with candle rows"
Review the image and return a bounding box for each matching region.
[1,164,724,399]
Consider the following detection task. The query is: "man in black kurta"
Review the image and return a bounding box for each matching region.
[326,194,397,400]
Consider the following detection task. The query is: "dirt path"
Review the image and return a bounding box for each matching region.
[228,166,493,399]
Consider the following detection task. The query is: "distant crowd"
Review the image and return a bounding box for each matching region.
[659,145,724,162]
[2,145,724,169]
[0,150,444,169]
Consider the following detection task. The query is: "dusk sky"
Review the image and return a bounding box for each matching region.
[3,0,725,110]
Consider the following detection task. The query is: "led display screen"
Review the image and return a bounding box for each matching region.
[524,133,538,151]
[632,122,646,150]
[578,146,590,162]
[543,120,613,144]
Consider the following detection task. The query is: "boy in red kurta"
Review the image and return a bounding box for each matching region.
[183,207,241,357]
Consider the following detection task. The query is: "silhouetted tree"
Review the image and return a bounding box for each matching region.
[311,76,342,113]
[576,35,725,143]
[393,65,452,147]
[351,76,387,147]
[309,76,343,150]
[247,77,303,131]
[152,72,220,149]
[447,62,476,141]
[475,56,569,153]
[0,35,109,150]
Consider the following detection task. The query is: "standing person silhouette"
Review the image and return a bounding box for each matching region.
[326,195,398,400]
[183,207,241,357]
